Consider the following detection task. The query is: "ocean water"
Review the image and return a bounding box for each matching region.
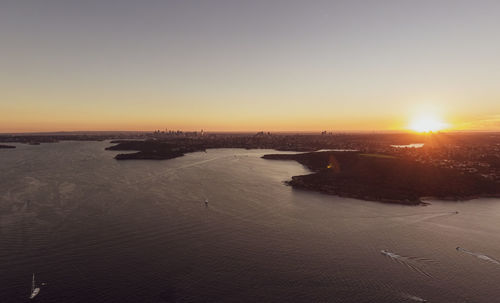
[1,141,500,302]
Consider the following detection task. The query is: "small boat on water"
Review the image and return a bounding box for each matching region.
[29,273,40,299]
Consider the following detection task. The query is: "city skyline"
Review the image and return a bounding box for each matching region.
[1,0,499,133]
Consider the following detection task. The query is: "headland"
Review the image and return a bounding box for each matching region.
[263,151,499,205]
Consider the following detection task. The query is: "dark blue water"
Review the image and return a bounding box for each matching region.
[1,141,500,302]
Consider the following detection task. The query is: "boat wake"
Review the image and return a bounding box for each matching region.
[381,250,435,278]
[401,293,428,302]
[355,211,458,220]
[30,273,40,300]
[456,247,500,265]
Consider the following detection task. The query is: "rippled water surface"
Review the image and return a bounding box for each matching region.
[1,141,500,302]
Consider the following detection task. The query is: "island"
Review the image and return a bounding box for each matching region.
[262,151,499,205]
[0,144,16,149]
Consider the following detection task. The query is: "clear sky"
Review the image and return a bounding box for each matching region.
[1,0,499,132]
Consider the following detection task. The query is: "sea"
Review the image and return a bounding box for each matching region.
[1,141,500,302]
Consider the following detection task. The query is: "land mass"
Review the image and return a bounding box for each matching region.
[0,132,149,145]
[263,151,499,205]
[0,144,16,149]
[106,140,206,160]
[1,131,499,205]
[104,132,500,185]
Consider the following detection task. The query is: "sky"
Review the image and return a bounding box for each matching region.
[1,0,499,132]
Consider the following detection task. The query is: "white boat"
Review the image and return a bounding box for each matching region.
[29,273,40,299]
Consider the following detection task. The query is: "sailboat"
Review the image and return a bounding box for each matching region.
[29,273,40,299]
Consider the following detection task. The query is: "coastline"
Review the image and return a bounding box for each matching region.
[284,176,424,206]
[263,151,499,206]
[105,140,206,160]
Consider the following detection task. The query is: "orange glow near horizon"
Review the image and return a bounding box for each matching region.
[3,114,499,134]
[1,100,499,133]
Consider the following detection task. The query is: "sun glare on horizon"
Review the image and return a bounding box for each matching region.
[409,113,449,133]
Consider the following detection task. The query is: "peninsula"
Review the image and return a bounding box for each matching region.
[105,140,206,160]
[263,151,499,205]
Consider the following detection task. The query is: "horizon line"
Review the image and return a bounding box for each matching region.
[1,129,500,135]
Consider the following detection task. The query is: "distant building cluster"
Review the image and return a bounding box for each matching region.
[152,129,206,138]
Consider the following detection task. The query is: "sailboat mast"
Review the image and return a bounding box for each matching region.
[31,273,35,293]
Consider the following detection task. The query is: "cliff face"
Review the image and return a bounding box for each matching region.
[263,151,499,205]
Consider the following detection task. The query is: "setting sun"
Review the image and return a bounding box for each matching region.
[409,114,449,133]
